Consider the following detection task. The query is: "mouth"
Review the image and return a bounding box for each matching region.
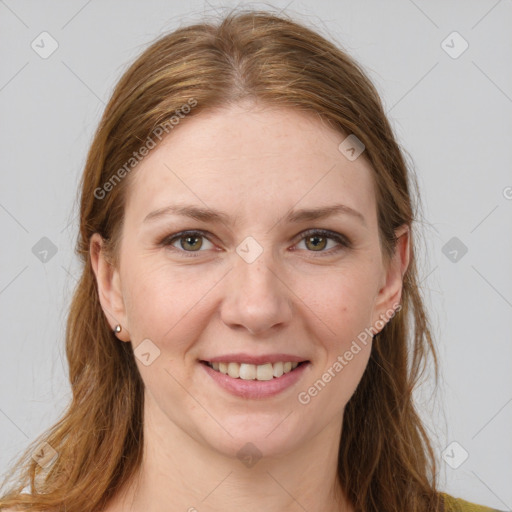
[200,360,309,381]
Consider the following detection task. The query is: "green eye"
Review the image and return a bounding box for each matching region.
[162,229,351,258]
[297,229,351,253]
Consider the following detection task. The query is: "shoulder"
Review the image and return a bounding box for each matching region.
[441,492,506,512]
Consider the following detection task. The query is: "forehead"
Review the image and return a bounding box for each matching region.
[124,103,377,228]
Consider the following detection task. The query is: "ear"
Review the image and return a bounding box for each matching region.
[90,233,130,342]
[370,224,410,333]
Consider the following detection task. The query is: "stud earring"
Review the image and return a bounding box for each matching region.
[114,325,122,334]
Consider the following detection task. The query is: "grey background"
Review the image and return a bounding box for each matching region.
[1,0,511,509]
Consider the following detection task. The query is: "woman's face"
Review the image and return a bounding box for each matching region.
[92,101,408,460]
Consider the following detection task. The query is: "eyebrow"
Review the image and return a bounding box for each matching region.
[143,203,366,226]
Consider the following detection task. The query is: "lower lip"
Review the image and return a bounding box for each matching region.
[200,361,310,399]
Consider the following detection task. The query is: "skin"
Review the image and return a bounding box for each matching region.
[90,100,409,512]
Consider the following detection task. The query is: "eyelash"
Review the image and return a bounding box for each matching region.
[160,229,351,258]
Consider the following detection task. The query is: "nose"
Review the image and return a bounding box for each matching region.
[219,248,293,336]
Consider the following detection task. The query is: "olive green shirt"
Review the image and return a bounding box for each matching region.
[442,492,505,512]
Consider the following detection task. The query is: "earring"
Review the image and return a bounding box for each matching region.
[114,325,122,334]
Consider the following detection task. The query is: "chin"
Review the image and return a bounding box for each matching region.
[197,415,308,462]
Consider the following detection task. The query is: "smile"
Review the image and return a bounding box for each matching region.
[202,361,305,380]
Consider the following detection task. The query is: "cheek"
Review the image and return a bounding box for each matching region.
[122,255,217,345]
[299,270,375,409]
[298,264,377,399]
[303,263,380,342]
[122,245,381,355]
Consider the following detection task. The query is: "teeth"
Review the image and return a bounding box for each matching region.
[209,361,302,380]
[272,361,284,378]
[256,363,273,381]
[239,363,256,380]
[227,362,239,378]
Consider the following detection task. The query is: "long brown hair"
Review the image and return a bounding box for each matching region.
[0,8,442,511]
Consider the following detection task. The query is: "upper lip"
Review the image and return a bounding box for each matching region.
[202,353,309,365]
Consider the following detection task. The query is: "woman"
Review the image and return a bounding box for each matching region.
[0,8,503,512]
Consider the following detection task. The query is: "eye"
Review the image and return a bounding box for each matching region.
[161,228,351,258]
[162,230,214,256]
[293,229,351,255]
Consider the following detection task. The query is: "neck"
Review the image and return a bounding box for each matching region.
[105,394,352,512]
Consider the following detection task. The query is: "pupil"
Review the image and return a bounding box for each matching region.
[308,235,325,251]
[184,236,201,250]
